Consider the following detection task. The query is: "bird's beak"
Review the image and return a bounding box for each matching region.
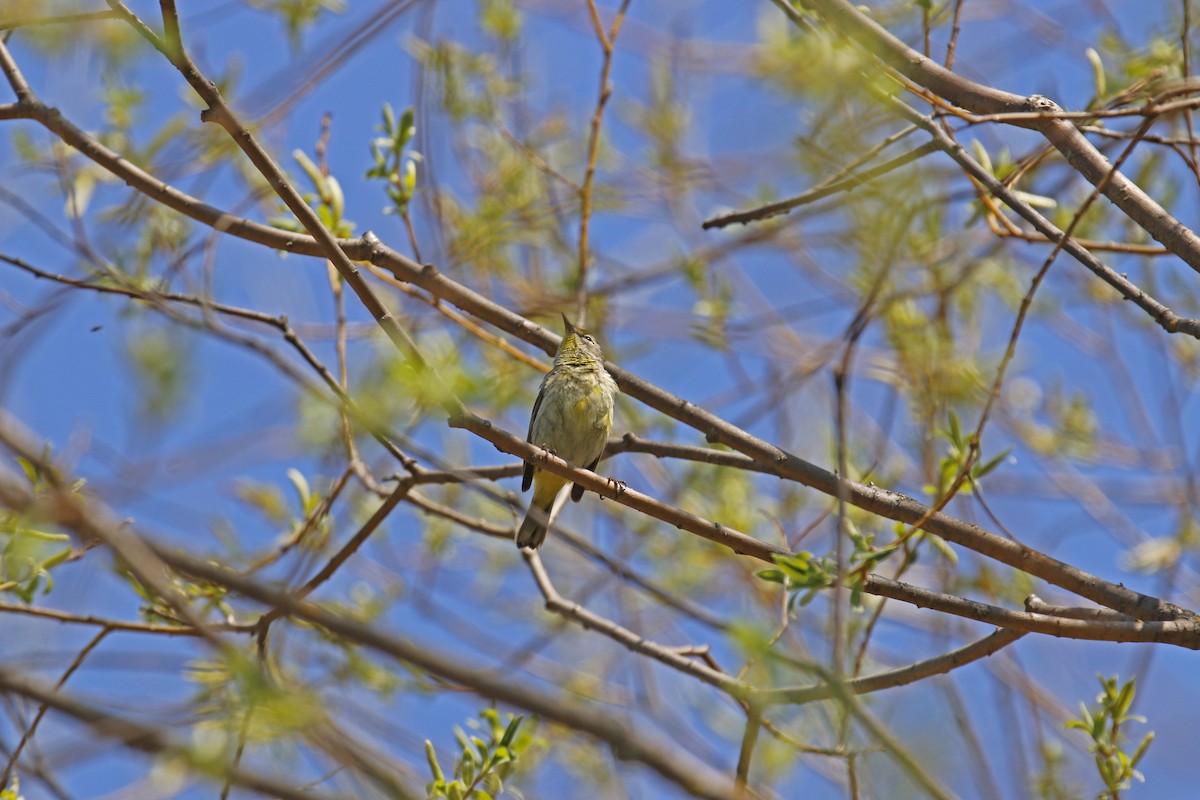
[560,312,576,335]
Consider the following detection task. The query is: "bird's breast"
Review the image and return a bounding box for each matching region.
[530,369,615,465]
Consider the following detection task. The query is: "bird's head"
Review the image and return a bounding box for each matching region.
[557,313,605,365]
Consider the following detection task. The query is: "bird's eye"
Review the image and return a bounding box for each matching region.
[583,334,595,343]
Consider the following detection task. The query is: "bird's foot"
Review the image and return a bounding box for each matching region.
[605,476,627,497]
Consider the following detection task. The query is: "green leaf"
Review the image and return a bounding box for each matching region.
[14,457,39,486]
[1086,47,1106,99]
[398,107,416,148]
[286,468,311,508]
[755,568,786,584]
[326,174,345,220]
[499,715,522,749]
[972,447,1013,480]
[1131,731,1154,767]
[947,408,962,447]
[923,533,957,565]
[971,139,993,174]
[425,740,446,783]
[848,578,863,611]
[293,148,325,194]
[1115,679,1134,718]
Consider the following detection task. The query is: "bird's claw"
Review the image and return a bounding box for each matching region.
[606,476,627,497]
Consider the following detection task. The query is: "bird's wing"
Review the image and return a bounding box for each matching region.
[522,383,546,492]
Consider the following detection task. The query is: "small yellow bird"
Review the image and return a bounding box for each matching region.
[516,314,618,549]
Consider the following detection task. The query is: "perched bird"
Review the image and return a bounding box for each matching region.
[516,314,618,549]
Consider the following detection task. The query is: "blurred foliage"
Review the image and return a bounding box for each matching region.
[0,456,77,603]
[248,0,347,50]
[190,651,326,748]
[124,322,194,422]
[1066,675,1155,799]
[234,468,333,554]
[0,776,24,800]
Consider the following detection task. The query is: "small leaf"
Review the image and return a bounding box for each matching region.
[499,715,522,749]
[286,469,311,507]
[1086,47,1106,99]
[1131,731,1154,767]
[947,409,962,447]
[425,740,445,783]
[14,457,39,486]
[403,158,417,195]
[755,568,786,584]
[326,175,345,221]
[1011,189,1057,209]
[398,107,416,148]
[293,149,325,193]
[923,533,957,565]
[972,447,1013,480]
[848,579,863,611]
[1115,680,1135,718]
[971,139,993,174]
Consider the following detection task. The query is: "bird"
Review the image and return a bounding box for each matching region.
[516,313,618,549]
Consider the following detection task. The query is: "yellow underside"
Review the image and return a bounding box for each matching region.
[531,471,570,508]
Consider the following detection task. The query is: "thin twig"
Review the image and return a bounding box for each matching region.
[576,0,633,325]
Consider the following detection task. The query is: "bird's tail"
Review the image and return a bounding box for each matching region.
[516,477,563,549]
[515,496,554,549]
